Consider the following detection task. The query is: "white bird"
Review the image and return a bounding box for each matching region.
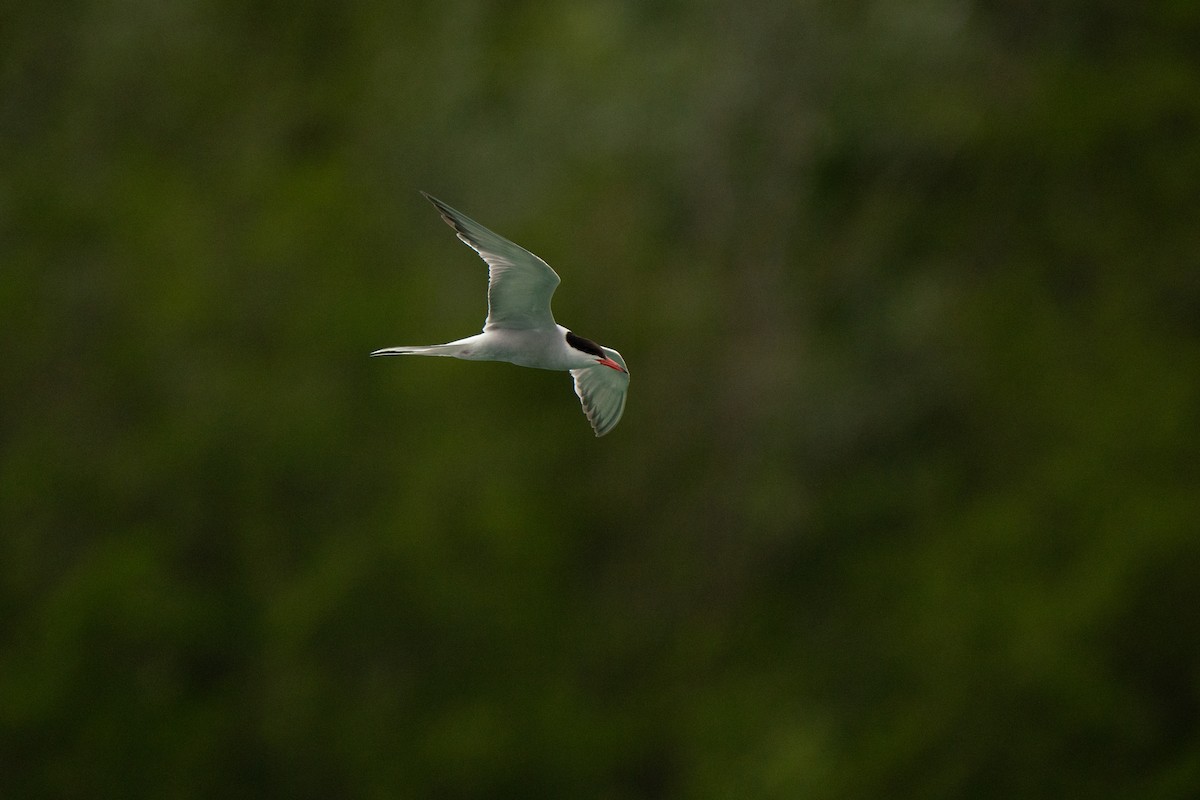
[372,192,629,436]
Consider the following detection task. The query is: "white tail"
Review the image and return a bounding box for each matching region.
[369,344,462,358]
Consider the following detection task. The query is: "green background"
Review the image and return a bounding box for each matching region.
[3,1,1199,797]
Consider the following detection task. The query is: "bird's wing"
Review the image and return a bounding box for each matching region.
[570,348,629,437]
[422,192,560,331]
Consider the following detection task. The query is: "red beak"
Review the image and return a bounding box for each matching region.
[597,356,626,373]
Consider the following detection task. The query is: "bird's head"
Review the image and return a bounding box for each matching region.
[566,331,627,373]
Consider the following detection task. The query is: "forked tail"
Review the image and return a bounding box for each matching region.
[369,344,461,358]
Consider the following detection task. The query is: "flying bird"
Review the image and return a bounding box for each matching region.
[372,193,629,436]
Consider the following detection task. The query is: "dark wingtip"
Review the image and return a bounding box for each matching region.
[419,191,463,233]
[420,191,449,212]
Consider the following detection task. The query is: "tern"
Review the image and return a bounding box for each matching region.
[371,193,629,436]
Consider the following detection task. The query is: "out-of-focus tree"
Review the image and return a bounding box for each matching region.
[1,1,1198,798]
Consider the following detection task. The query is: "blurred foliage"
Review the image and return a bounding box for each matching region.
[3,0,1199,797]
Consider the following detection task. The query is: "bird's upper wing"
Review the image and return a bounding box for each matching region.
[422,192,560,331]
[570,347,629,436]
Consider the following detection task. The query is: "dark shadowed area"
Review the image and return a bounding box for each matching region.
[3,1,1199,797]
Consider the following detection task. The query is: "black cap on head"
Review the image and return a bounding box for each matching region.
[565,330,605,358]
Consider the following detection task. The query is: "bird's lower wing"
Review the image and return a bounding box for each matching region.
[570,361,629,437]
